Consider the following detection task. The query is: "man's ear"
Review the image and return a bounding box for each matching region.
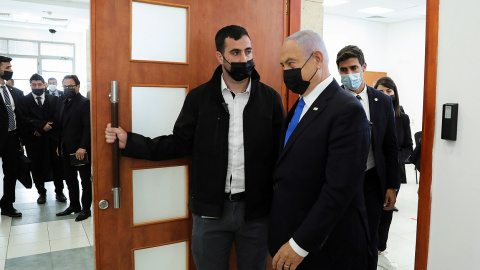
[362,62,367,72]
[313,50,324,69]
[215,51,224,65]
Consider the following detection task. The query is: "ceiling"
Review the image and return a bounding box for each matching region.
[0,0,90,33]
[0,0,426,34]
[323,0,427,23]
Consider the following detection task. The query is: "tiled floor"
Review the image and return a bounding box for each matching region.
[0,161,94,270]
[0,159,419,270]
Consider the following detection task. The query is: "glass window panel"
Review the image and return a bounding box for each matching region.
[40,43,74,57]
[8,40,38,56]
[131,2,187,62]
[0,39,7,54]
[11,58,38,79]
[134,241,187,270]
[41,72,70,86]
[42,59,73,73]
[13,80,31,94]
[131,86,186,138]
[132,166,187,224]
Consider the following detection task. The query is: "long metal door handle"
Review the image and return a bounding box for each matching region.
[110,81,121,209]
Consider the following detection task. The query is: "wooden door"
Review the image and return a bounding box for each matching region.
[91,0,296,269]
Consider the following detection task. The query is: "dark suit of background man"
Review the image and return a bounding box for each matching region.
[105,25,285,270]
[336,45,398,270]
[56,75,91,222]
[22,73,67,205]
[46,77,66,100]
[269,30,371,270]
[0,56,24,218]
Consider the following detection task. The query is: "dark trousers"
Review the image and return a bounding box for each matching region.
[364,167,384,270]
[0,132,21,210]
[378,187,400,251]
[191,200,269,270]
[62,154,91,211]
[27,141,64,195]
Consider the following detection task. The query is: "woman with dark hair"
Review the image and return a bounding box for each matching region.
[374,76,413,270]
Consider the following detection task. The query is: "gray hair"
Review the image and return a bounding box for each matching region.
[285,30,329,65]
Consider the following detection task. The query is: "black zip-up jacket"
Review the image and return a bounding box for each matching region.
[123,65,285,220]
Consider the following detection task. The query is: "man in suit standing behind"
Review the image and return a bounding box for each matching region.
[336,45,398,270]
[0,56,24,217]
[46,77,65,100]
[269,30,371,270]
[56,75,91,222]
[23,73,67,204]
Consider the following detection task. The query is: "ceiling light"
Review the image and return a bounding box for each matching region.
[357,6,394,15]
[323,0,350,7]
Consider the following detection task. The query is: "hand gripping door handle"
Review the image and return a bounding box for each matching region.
[110,81,121,209]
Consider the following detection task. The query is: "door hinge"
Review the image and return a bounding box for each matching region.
[286,0,289,15]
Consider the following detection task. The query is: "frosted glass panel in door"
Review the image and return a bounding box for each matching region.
[131,86,186,139]
[132,166,187,224]
[131,1,187,62]
[134,241,187,270]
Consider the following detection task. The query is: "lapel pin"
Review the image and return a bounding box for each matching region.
[313,107,318,111]
[374,98,378,101]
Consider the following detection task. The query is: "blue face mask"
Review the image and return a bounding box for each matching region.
[341,73,363,90]
[48,85,56,92]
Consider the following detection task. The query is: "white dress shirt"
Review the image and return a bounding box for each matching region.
[0,83,17,131]
[288,75,334,258]
[221,74,251,194]
[32,91,45,106]
[346,84,376,170]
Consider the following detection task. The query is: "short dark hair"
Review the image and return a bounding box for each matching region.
[48,77,57,83]
[30,73,45,84]
[374,76,401,117]
[62,75,80,86]
[336,45,365,67]
[0,55,12,66]
[215,25,250,54]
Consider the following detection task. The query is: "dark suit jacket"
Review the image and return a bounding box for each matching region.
[396,113,413,183]
[22,93,61,144]
[46,90,66,102]
[268,79,371,269]
[58,93,90,155]
[0,85,24,156]
[366,86,399,193]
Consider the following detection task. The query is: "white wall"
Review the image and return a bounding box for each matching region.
[427,0,480,269]
[323,14,425,136]
[1,26,89,96]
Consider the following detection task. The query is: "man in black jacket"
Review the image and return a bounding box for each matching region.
[105,25,285,270]
[55,75,91,222]
[23,73,66,204]
[0,56,24,217]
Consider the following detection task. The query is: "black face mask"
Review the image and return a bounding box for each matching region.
[283,53,317,95]
[1,70,13,81]
[390,95,396,102]
[223,57,255,81]
[64,88,77,99]
[32,88,44,96]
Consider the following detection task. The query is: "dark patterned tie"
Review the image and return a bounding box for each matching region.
[1,85,16,130]
[36,96,43,108]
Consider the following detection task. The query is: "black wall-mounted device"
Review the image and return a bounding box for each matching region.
[441,103,458,141]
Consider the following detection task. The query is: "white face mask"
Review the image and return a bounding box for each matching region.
[48,84,57,92]
[341,73,363,90]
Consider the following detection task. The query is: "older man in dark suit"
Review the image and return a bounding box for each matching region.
[23,73,67,204]
[336,45,398,270]
[55,75,91,222]
[0,56,24,217]
[269,30,371,270]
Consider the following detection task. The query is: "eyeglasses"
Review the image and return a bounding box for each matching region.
[30,83,45,87]
[63,85,77,89]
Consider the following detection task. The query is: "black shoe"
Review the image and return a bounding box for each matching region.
[56,206,81,216]
[75,210,91,222]
[1,208,22,218]
[393,206,399,212]
[56,193,67,203]
[37,194,47,204]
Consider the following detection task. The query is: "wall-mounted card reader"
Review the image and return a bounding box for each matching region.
[441,103,458,141]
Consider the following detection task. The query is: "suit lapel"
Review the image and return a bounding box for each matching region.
[367,86,379,143]
[276,80,338,167]
[27,93,44,117]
